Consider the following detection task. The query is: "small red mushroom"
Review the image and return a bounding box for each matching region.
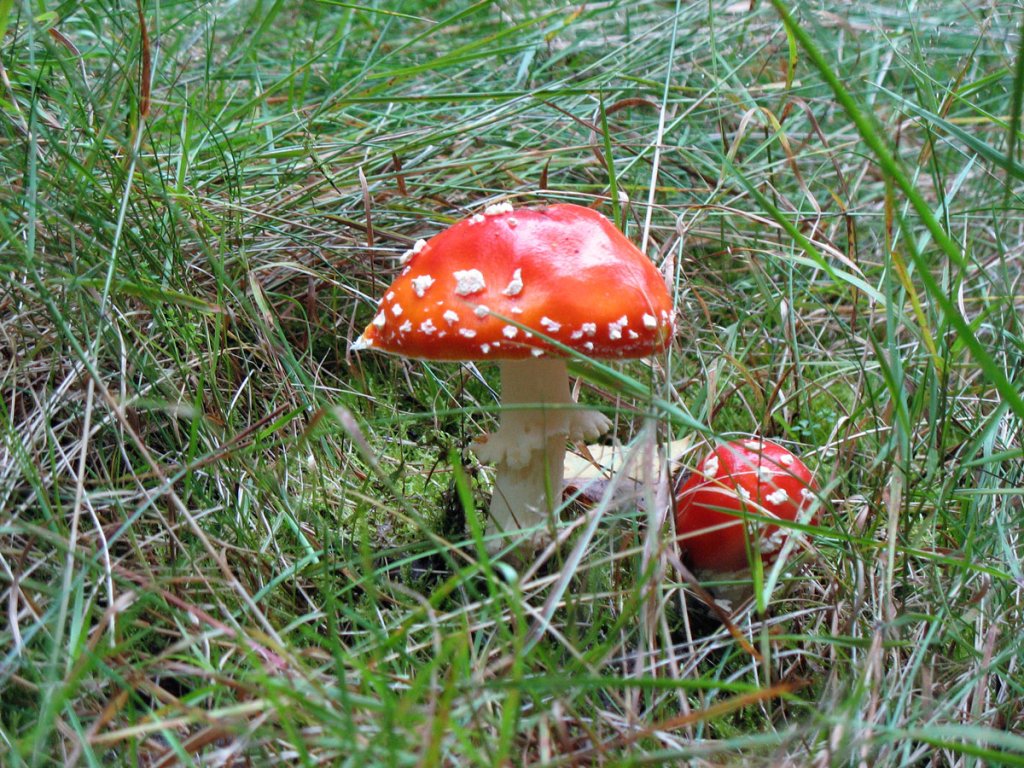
[674,439,818,574]
[352,202,674,549]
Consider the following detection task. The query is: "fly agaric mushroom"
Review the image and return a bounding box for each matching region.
[674,439,817,574]
[351,202,674,549]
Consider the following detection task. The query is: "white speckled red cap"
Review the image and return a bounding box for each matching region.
[674,439,818,573]
[352,203,675,360]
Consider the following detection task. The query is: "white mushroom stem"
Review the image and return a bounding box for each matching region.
[473,359,612,550]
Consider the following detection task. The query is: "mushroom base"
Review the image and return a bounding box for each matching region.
[473,359,611,552]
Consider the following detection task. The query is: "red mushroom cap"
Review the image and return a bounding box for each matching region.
[351,203,674,360]
[674,439,818,573]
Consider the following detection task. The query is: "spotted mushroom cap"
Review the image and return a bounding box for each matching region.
[351,203,674,360]
[674,439,818,573]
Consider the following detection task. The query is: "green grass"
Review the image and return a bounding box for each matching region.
[2,0,1023,765]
